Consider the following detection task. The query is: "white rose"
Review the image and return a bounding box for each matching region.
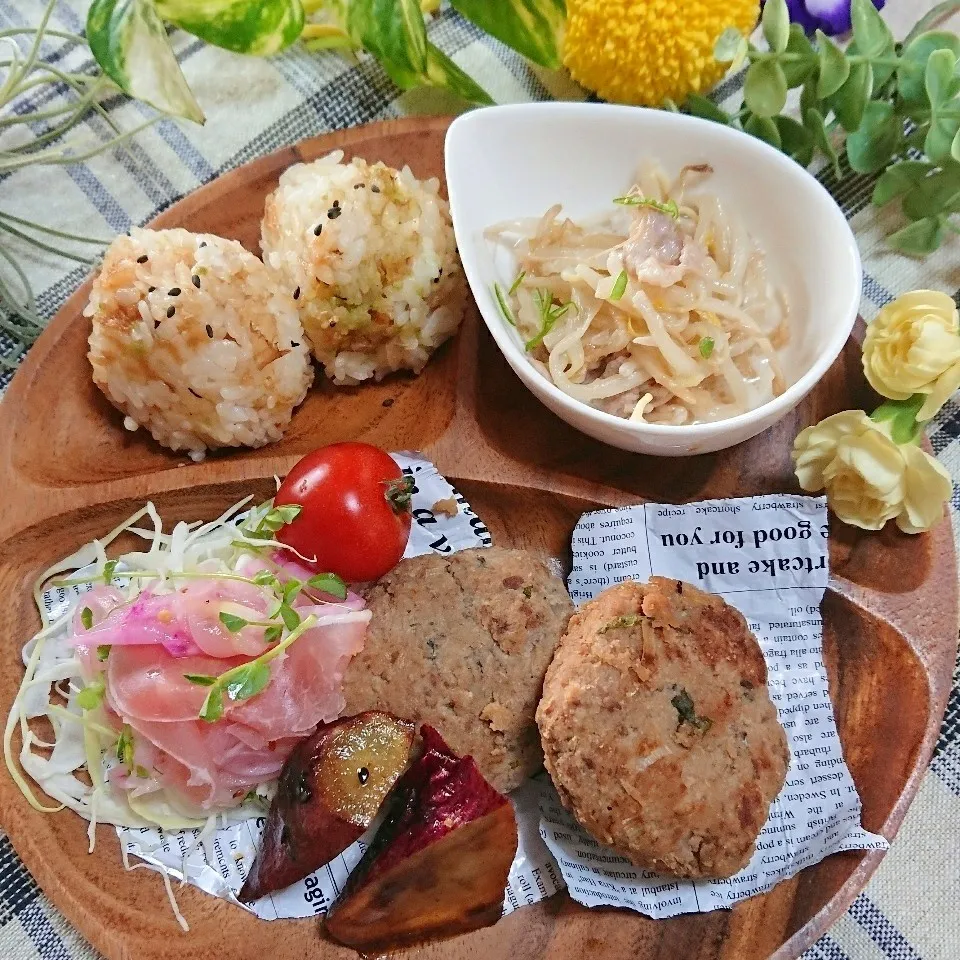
[792,410,952,534]
[862,290,960,422]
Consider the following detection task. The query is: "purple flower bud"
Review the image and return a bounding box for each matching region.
[773,0,886,36]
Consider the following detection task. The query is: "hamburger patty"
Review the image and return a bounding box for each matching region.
[342,548,573,793]
[537,577,789,878]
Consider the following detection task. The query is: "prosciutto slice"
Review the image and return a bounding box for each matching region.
[74,579,370,812]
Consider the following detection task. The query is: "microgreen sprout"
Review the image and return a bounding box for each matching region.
[75,677,105,711]
[96,645,110,662]
[242,503,302,540]
[307,573,348,599]
[508,270,525,295]
[80,607,93,630]
[699,336,716,359]
[197,614,318,723]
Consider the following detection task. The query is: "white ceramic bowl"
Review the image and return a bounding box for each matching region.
[444,103,862,457]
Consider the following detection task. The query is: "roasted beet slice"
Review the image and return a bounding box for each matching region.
[323,725,518,951]
[238,711,414,902]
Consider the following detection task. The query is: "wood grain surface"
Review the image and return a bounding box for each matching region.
[0,117,955,960]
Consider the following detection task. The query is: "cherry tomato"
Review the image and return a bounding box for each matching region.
[275,443,413,582]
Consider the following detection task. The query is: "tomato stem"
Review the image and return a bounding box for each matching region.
[384,476,415,514]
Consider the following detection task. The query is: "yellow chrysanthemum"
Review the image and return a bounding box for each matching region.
[562,0,760,106]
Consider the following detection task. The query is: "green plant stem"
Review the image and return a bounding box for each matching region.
[0,220,97,263]
[0,117,155,174]
[0,211,111,245]
[749,50,902,67]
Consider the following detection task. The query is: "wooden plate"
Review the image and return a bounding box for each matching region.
[0,117,955,960]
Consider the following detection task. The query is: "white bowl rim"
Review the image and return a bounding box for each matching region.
[445,102,864,442]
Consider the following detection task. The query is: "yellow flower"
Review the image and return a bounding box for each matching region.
[792,410,952,534]
[863,290,960,422]
[562,0,759,106]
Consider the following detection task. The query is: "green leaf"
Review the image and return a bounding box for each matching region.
[224,661,271,703]
[904,2,960,47]
[744,60,788,117]
[76,679,105,711]
[87,0,205,123]
[263,624,283,644]
[926,48,958,108]
[850,0,894,59]
[926,110,960,163]
[774,115,815,165]
[219,611,249,632]
[782,24,816,87]
[252,570,278,587]
[102,560,118,584]
[816,30,851,99]
[846,100,901,173]
[155,0,303,55]
[609,270,628,301]
[744,112,782,149]
[423,42,494,105]
[282,579,302,604]
[829,60,872,133]
[306,572,348,600]
[699,337,715,359]
[279,603,301,631]
[872,161,935,207]
[80,607,93,630]
[714,26,744,63]
[870,395,926,442]
[887,216,944,256]
[200,686,224,723]
[450,0,565,69]
[97,645,111,662]
[183,673,217,686]
[898,32,960,106]
[684,93,731,124]
[346,0,428,89]
[271,504,302,526]
[761,0,790,54]
[803,108,841,178]
[953,125,960,162]
[901,163,960,219]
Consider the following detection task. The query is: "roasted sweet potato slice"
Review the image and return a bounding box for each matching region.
[323,725,518,951]
[238,711,414,902]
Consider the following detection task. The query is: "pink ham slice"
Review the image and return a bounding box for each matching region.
[103,608,370,810]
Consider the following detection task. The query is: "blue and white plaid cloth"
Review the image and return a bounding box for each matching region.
[0,2,957,958]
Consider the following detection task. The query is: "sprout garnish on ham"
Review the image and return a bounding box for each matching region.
[3,494,372,837]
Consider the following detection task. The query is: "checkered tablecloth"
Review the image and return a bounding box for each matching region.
[0,1,957,958]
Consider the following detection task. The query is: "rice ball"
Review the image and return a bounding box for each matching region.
[260,152,467,385]
[86,228,313,461]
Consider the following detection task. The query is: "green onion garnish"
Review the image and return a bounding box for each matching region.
[609,270,628,301]
[699,337,715,359]
[612,195,679,219]
[493,283,516,326]
[526,290,572,351]
[508,270,525,295]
